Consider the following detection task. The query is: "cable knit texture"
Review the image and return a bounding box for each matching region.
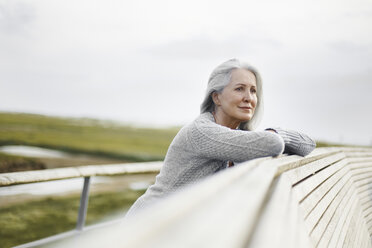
[125,112,316,217]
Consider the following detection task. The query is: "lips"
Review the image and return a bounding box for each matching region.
[239,106,252,110]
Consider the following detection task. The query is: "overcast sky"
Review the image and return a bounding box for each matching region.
[1,0,372,145]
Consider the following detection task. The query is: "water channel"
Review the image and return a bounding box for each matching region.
[0,145,154,198]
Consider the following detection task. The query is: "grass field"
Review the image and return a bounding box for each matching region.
[0,153,46,173]
[0,189,146,248]
[0,112,179,164]
[0,111,364,173]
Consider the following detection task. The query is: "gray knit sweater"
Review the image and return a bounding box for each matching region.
[125,112,315,216]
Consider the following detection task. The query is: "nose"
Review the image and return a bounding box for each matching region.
[243,91,253,102]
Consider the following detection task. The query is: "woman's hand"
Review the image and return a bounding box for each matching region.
[265,127,316,156]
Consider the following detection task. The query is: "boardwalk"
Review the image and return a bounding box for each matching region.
[3,147,372,247]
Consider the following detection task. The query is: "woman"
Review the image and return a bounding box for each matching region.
[125,58,315,217]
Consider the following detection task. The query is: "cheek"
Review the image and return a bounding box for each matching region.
[254,96,258,105]
[233,92,245,102]
[223,92,239,105]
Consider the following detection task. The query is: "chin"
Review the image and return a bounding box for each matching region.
[236,111,253,122]
[238,115,252,122]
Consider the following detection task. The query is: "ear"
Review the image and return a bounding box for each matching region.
[211,92,221,106]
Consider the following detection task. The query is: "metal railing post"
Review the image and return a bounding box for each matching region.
[76,176,91,231]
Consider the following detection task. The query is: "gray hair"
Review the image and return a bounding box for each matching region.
[200,58,264,131]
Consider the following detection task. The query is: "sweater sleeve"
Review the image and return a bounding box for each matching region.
[188,120,285,162]
[269,127,316,157]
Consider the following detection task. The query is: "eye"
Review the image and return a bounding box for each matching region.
[235,87,244,91]
[251,88,257,94]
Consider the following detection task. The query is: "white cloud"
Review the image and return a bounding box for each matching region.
[0,0,35,34]
[1,0,372,145]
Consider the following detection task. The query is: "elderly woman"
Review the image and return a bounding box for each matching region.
[126,58,315,216]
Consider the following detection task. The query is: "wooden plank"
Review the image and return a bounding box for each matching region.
[300,165,349,218]
[351,171,372,184]
[284,153,345,186]
[352,179,372,192]
[348,208,366,248]
[357,194,372,217]
[355,189,372,201]
[359,225,371,248]
[292,159,348,203]
[367,219,372,235]
[248,174,312,248]
[354,182,372,209]
[350,167,372,177]
[360,196,372,213]
[348,208,363,248]
[305,174,353,234]
[340,147,372,153]
[361,234,372,248]
[357,193,372,205]
[364,208,372,231]
[322,193,358,248]
[344,152,372,158]
[336,196,360,248]
[368,221,372,233]
[358,190,372,206]
[309,178,356,246]
[351,175,372,186]
[360,199,372,212]
[349,163,372,174]
[0,162,163,186]
[274,148,344,176]
[354,179,372,194]
[353,213,365,248]
[359,232,371,248]
[362,211,372,227]
[363,204,372,217]
[365,234,372,248]
[359,195,371,208]
[352,177,372,193]
[358,189,372,199]
[354,206,371,248]
[346,157,372,164]
[115,158,277,248]
[355,176,372,186]
[366,221,372,234]
[366,214,372,233]
[353,179,372,197]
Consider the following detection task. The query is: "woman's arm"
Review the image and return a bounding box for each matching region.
[188,120,285,162]
[266,127,316,156]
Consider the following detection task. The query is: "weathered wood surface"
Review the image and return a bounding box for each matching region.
[46,147,372,247]
[0,161,163,186]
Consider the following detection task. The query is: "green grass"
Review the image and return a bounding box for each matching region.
[315,140,369,148]
[0,112,179,162]
[0,153,46,173]
[0,189,145,248]
[1,112,361,165]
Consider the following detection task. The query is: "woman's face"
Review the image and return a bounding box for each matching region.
[213,68,257,125]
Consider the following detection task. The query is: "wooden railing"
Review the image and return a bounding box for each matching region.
[51,147,372,248]
[0,162,162,186]
[0,162,162,248]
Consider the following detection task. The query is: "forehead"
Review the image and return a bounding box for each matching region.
[229,68,257,86]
